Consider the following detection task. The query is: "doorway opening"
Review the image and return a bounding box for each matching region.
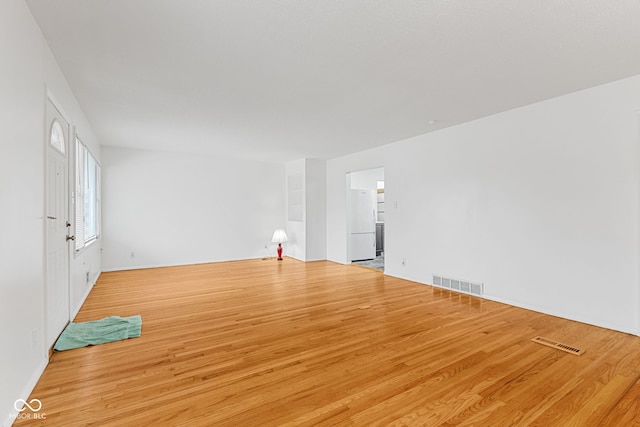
[347,167,384,271]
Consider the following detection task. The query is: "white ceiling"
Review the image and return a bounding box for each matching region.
[26,0,640,163]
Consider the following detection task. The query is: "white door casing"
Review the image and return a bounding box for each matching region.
[45,99,71,349]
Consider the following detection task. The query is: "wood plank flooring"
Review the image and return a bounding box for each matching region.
[15,259,640,426]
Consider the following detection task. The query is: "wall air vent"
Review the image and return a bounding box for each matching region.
[432,274,484,298]
[442,277,450,289]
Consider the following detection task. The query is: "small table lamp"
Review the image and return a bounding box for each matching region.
[271,229,288,260]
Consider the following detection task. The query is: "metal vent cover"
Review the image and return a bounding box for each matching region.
[432,274,483,297]
[460,281,470,293]
[470,283,482,295]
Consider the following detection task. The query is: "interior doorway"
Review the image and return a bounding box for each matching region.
[347,167,384,271]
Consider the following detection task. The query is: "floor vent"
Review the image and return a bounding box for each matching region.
[432,274,483,297]
[531,336,584,356]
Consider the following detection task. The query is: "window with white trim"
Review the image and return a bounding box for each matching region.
[75,138,101,250]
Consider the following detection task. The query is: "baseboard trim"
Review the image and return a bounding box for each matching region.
[380,270,635,335]
[102,256,268,272]
[482,293,635,336]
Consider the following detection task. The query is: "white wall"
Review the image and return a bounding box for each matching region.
[101,146,285,270]
[305,159,327,261]
[0,1,101,425]
[0,3,47,425]
[284,158,326,262]
[350,167,384,190]
[328,74,640,335]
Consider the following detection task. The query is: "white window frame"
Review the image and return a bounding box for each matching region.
[75,137,101,252]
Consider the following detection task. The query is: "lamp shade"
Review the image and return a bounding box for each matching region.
[271,229,288,244]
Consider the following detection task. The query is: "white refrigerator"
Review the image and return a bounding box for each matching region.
[350,189,377,261]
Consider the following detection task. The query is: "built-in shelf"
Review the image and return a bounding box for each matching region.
[377,189,384,222]
[287,173,303,222]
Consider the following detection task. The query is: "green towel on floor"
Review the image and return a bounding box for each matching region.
[54,315,142,351]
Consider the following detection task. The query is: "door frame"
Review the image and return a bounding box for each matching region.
[345,167,385,267]
[44,93,73,351]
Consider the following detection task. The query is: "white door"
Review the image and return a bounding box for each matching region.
[45,100,71,349]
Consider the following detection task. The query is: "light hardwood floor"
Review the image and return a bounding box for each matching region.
[15,259,640,426]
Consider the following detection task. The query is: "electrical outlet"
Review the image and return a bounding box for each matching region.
[401,257,406,266]
[264,244,268,249]
[86,271,90,284]
[130,252,135,258]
